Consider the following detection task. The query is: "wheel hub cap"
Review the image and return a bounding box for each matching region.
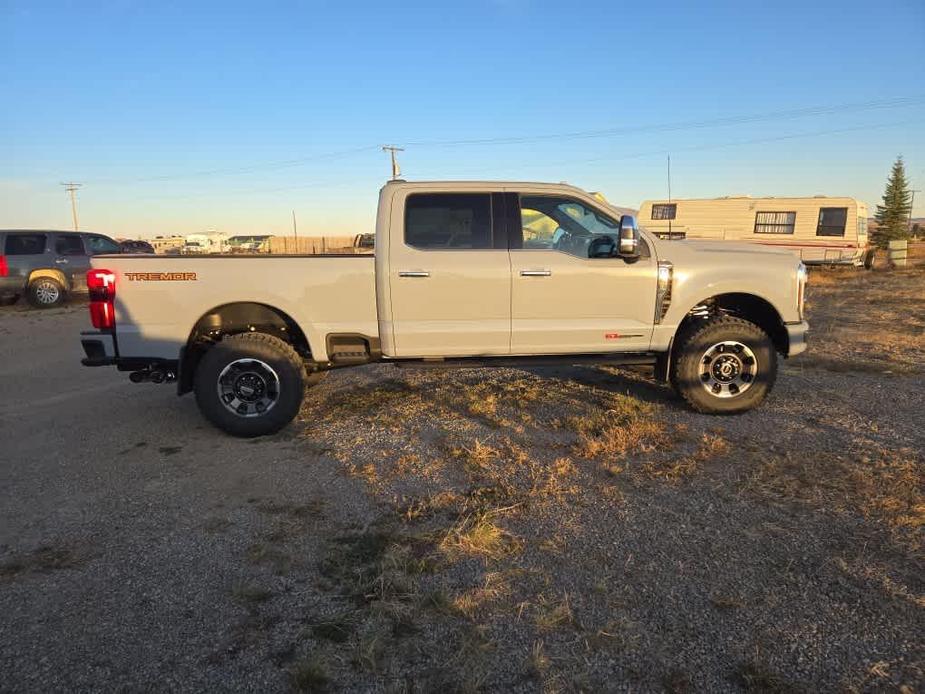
[698,341,757,398]
[36,282,59,304]
[217,358,280,417]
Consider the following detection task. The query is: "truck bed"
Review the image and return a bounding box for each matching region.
[93,254,377,362]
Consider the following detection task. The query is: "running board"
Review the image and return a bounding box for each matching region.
[391,353,658,370]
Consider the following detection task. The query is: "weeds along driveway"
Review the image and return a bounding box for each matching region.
[1,271,923,692]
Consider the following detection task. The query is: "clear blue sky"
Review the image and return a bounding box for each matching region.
[2,0,924,238]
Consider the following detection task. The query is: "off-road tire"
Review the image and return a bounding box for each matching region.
[670,316,777,414]
[27,277,66,308]
[194,332,307,437]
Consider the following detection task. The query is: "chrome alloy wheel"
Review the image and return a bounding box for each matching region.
[698,341,758,398]
[216,358,281,417]
[34,280,60,305]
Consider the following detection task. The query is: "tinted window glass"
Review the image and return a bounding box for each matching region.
[55,234,85,255]
[86,235,121,254]
[817,207,847,237]
[4,234,47,255]
[405,194,492,249]
[520,195,621,258]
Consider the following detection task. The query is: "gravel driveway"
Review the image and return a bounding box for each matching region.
[1,265,922,692]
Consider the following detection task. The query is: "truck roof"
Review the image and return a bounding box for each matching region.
[384,179,588,193]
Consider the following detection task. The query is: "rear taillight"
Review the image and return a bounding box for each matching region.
[0,255,8,277]
[87,269,116,330]
[89,300,115,329]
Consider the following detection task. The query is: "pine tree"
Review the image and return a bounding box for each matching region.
[873,156,912,248]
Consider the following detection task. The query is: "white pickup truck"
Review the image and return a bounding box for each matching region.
[80,180,808,437]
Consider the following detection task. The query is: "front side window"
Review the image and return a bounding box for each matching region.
[4,233,46,255]
[86,235,121,254]
[754,211,796,234]
[817,207,847,237]
[651,203,677,220]
[520,195,623,258]
[405,193,493,249]
[55,234,85,255]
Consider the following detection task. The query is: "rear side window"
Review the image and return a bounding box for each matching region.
[85,235,121,254]
[4,233,47,255]
[55,234,85,256]
[817,207,847,237]
[405,193,493,249]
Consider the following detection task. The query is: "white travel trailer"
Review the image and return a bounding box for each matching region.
[638,196,871,266]
[183,233,228,255]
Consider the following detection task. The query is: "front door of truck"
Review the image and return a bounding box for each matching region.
[510,193,656,354]
[388,191,511,357]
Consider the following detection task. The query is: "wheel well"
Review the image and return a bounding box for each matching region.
[675,293,788,354]
[28,269,68,288]
[178,302,312,394]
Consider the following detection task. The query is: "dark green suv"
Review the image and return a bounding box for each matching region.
[0,230,122,308]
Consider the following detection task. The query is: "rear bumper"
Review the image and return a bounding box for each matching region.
[81,331,117,366]
[0,276,23,297]
[785,321,809,357]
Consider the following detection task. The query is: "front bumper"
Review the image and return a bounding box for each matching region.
[785,321,809,357]
[81,331,117,366]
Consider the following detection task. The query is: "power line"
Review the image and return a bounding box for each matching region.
[408,118,920,179]
[62,94,924,186]
[87,145,381,185]
[404,95,925,148]
[60,182,82,230]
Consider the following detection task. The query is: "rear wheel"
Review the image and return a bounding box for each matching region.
[670,316,777,414]
[194,332,307,437]
[27,277,66,308]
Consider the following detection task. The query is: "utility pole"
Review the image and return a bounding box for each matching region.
[61,182,82,231]
[381,145,404,181]
[667,154,672,237]
[291,210,298,238]
[667,154,672,202]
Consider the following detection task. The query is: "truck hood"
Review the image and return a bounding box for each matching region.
[653,238,799,266]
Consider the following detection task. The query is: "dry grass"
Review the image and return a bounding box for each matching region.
[743,445,924,545]
[440,512,520,560]
[289,656,330,692]
[569,393,670,460]
[803,262,925,374]
[533,593,578,631]
[642,431,730,482]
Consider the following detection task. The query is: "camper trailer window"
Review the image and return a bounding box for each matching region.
[754,211,796,234]
[652,204,676,220]
[817,207,848,237]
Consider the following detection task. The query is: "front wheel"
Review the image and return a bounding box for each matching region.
[194,332,307,437]
[670,316,777,414]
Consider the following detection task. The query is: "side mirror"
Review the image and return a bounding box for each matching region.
[618,215,640,259]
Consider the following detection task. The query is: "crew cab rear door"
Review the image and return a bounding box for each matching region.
[509,192,657,354]
[386,190,511,357]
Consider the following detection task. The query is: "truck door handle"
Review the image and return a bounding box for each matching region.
[398,271,430,278]
[55,258,69,264]
[520,269,551,277]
